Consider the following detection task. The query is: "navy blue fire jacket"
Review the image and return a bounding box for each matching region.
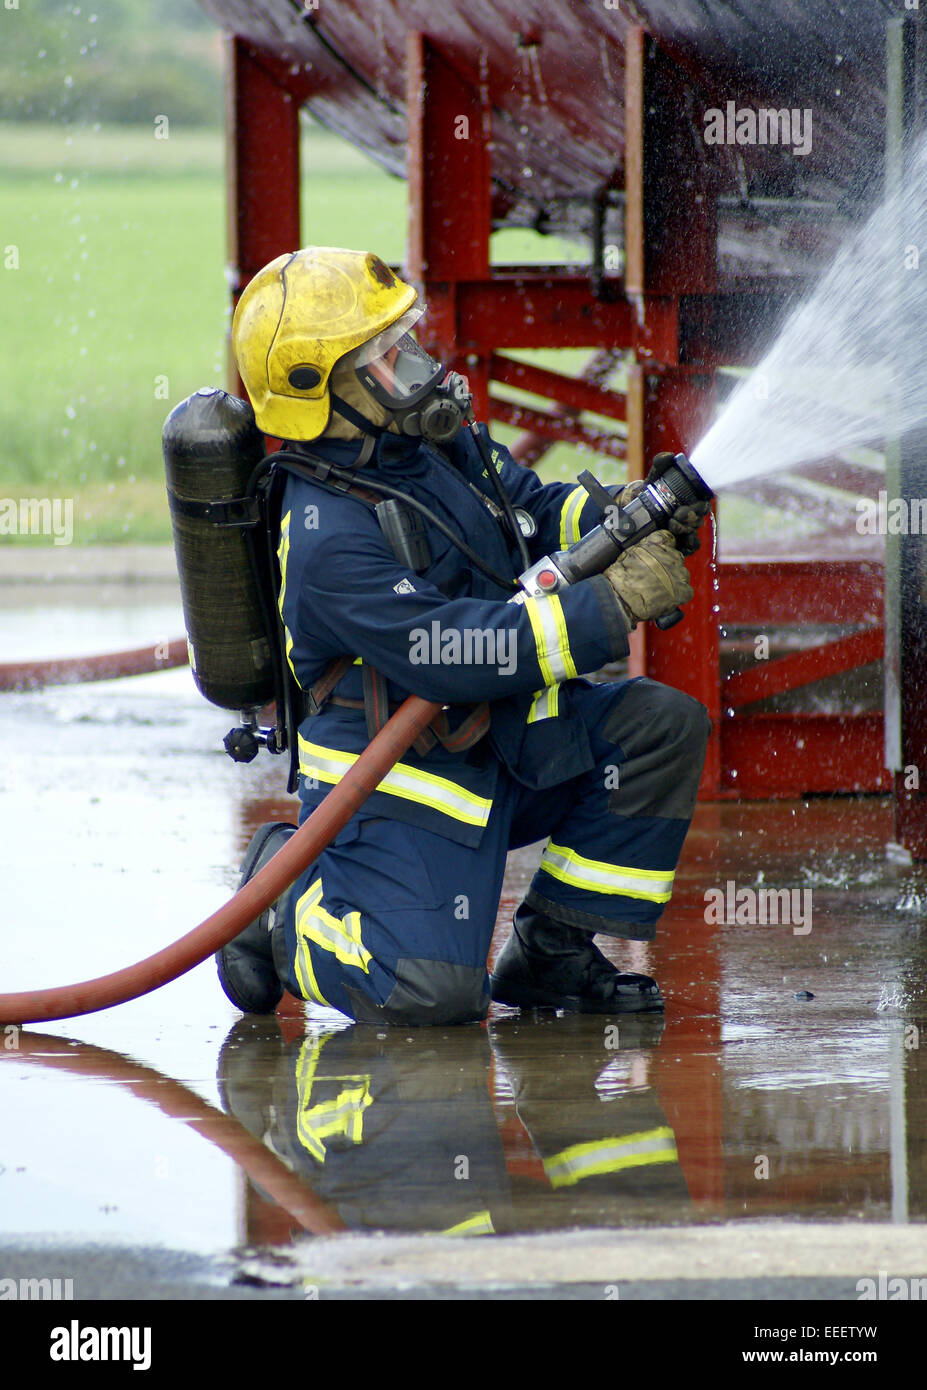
[276,425,631,848]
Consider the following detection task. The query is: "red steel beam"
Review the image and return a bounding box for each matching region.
[434,281,813,362]
[626,366,719,787]
[407,32,492,419]
[226,36,302,394]
[490,354,627,421]
[724,628,884,708]
[507,350,623,468]
[720,562,884,625]
[721,714,890,795]
[489,398,625,459]
[800,459,884,498]
[623,26,723,1210]
[624,27,720,798]
[886,15,927,858]
[425,278,818,360]
[407,32,489,284]
[450,275,635,352]
[227,37,302,295]
[624,29,716,298]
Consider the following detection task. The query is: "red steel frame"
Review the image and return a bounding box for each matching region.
[225,29,892,817]
[220,27,922,1244]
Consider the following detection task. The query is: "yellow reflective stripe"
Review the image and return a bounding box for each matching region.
[294,948,329,1006]
[443,1209,495,1237]
[543,1128,678,1188]
[524,594,578,685]
[293,882,331,1005]
[294,1036,373,1162]
[559,485,588,549]
[276,510,298,682]
[295,876,372,973]
[298,737,492,828]
[297,1086,372,1159]
[527,684,561,723]
[540,841,674,902]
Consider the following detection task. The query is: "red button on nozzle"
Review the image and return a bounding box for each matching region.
[537,569,558,590]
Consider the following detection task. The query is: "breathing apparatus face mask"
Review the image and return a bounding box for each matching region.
[348,308,473,444]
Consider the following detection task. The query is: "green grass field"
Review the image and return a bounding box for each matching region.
[0,120,772,546]
[0,121,610,544]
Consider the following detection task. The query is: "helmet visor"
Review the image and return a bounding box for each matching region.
[350,308,445,409]
[352,305,425,368]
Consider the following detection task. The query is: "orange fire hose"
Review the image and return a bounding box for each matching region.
[0,693,441,1026]
[11,1031,346,1235]
[0,637,189,691]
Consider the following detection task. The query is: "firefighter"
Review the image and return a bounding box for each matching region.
[218,247,710,1026]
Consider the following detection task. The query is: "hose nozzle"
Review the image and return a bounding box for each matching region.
[515,452,714,613]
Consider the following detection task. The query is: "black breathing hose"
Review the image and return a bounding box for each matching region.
[465,417,533,572]
[264,449,521,592]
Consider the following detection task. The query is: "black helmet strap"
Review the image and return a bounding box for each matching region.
[330,392,387,440]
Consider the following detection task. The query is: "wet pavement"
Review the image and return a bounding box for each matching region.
[2,587,927,1299]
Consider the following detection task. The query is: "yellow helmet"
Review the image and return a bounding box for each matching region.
[231,247,418,440]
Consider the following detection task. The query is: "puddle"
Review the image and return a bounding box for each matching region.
[2,597,926,1280]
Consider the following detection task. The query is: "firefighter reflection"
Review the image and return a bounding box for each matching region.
[217,1013,690,1235]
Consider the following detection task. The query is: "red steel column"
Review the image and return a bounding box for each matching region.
[623,27,723,1207]
[226,36,302,388]
[407,32,491,419]
[624,27,720,796]
[886,16,927,858]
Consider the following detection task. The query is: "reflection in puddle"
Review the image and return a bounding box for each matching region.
[1,607,926,1268]
[5,968,923,1260]
[219,1013,689,1238]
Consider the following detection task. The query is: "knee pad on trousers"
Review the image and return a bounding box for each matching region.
[345,959,490,1027]
[602,677,711,820]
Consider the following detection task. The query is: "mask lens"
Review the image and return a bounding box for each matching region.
[357,333,444,407]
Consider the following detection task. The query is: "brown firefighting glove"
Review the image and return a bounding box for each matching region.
[603,530,694,628]
[608,478,645,508]
[647,453,711,556]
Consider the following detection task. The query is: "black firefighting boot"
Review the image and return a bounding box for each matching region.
[216,822,296,1014]
[490,905,664,1015]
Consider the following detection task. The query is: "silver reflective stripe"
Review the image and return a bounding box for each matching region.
[527,685,561,723]
[298,736,492,827]
[544,1128,678,1188]
[540,841,674,902]
[524,594,577,685]
[559,485,587,548]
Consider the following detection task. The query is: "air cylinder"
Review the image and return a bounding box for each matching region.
[163,388,273,711]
